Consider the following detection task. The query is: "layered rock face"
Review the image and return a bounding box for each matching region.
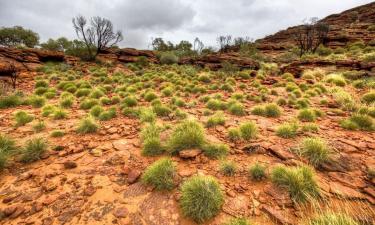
[257,2,375,52]
[179,52,260,70]
[97,48,158,63]
[0,47,65,72]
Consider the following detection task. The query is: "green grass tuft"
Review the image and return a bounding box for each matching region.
[271,165,319,203]
[180,175,224,222]
[141,158,176,190]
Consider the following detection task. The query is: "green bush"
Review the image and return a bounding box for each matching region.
[21,138,48,163]
[206,111,226,128]
[220,160,237,176]
[14,111,34,126]
[76,117,99,134]
[202,143,228,159]
[80,98,99,110]
[271,165,319,202]
[239,122,258,140]
[340,114,374,131]
[50,130,65,137]
[298,137,330,167]
[248,162,266,181]
[251,103,281,117]
[228,102,246,116]
[90,105,104,117]
[167,120,205,154]
[0,94,22,109]
[52,108,67,120]
[144,92,158,102]
[223,217,253,225]
[307,212,359,225]
[361,91,375,104]
[276,122,299,138]
[298,108,317,122]
[228,128,241,141]
[141,158,176,190]
[0,134,17,170]
[160,52,179,65]
[123,96,138,107]
[141,123,165,156]
[180,175,224,222]
[27,95,46,108]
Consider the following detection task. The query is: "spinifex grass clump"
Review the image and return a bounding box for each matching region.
[180,175,224,223]
[276,122,299,138]
[21,138,48,163]
[76,117,99,134]
[206,111,226,128]
[14,111,34,127]
[202,143,228,159]
[271,165,319,203]
[298,137,330,167]
[340,114,374,131]
[0,94,22,109]
[141,158,176,190]
[251,103,281,118]
[361,90,375,105]
[239,121,258,140]
[307,212,359,225]
[228,102,246,116]
[220,160,237,176]
[167,120,205,154]
[223,218,254,225]
[141,123,165,156]
[0,134,17,170]
[298,108,320,122]
[248,162,267,181]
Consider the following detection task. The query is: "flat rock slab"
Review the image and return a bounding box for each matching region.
[262,205,296,225]
[179,149,202,158]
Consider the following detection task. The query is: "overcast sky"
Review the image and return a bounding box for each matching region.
[0,0,373,49]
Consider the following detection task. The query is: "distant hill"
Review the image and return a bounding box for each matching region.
[257,2,375,52]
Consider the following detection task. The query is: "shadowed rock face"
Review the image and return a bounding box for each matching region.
[179,52,260,71]
[0,47,65,72]
[97,48,158,64]
[257,2,375,52]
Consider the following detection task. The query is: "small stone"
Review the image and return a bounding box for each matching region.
[179,149,202,158]
[3,205,17,216]
[43,181,57,192]
[122,165,131,175]
[127,169,141,184]
[63,161,77,169]
[84,186,96,196]
[91,149,102,157]
[113,207,128,218]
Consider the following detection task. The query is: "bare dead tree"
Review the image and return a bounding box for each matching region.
[294,17,329,57]
[217,35,232,52]
[72,15,123,60]
[193,37,204,54]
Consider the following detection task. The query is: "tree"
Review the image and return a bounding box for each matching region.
[217,35,232,52]
[40,37,71,52]
[193,37,204,54]
[293,17,329,57]
[0,26,39,48]
[151,37,174,51]
[72,15,123,60]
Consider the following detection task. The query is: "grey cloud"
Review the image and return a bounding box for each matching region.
[0,0,374,49]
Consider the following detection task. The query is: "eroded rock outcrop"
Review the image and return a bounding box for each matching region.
[180,52,260,70]
[257,2,375,52]
[97,48,158,64]
[0,47,65,72]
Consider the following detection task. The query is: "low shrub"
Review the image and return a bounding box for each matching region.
[167,120,205,154]
[239,122,258,140]
[271,165,319,202]
[248,162,267,181]
[14,111,34,126]
[180,175,224,222]
[76,117,99,134]
[202,143,228,159]
[141,158,176,190]
[220,160,237,176]
[21,138,48,163]
[298,137,330,167]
